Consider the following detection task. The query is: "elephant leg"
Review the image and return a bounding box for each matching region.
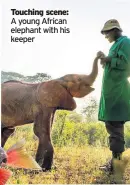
[1,127,15,147]
[33,108,55,171]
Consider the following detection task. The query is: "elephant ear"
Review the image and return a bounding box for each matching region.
[69,84,95,98]
[60,81,95,98]
[37,80,76,110]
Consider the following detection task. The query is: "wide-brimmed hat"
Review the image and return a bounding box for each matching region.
[101,19,123,34]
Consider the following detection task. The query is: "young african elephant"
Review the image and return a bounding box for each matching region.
[1,56,100,171]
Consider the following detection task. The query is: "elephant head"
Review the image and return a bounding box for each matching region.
[56,57,99,98]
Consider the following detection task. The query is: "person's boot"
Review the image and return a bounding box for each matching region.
[112,153,128,183]
[99,159,113,173]
[99,152,122,174]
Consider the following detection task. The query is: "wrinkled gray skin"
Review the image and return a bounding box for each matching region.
[1,57,99,171]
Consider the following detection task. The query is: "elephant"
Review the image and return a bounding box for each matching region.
[1,55,100,171]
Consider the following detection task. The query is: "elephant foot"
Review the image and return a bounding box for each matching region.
[42,159,52,172]
[42,151,53,171]
[42,165,57,172]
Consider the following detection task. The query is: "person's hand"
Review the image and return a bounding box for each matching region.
[96,50,112,68]
[100,56,112,65]
[100,57,112,68]
[96,51,106,59]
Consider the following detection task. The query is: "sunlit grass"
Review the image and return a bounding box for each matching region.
[4,125,130,184]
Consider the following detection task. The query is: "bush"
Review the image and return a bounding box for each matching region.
[52,111,130,148]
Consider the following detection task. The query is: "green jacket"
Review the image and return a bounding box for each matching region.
[98,36,130,121]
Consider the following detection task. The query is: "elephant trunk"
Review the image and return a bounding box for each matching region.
[87,57,99,85]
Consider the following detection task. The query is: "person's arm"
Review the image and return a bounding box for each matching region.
[110,39,130,70]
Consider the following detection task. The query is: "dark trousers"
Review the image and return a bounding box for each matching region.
[105,121,125,153]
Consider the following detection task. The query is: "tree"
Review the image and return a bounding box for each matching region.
[1,71,24,83]
[81,96,98,123]
[67,111,83,123]
[1,71,51,83]
[52,110,70,146]
[25,73,51,83]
